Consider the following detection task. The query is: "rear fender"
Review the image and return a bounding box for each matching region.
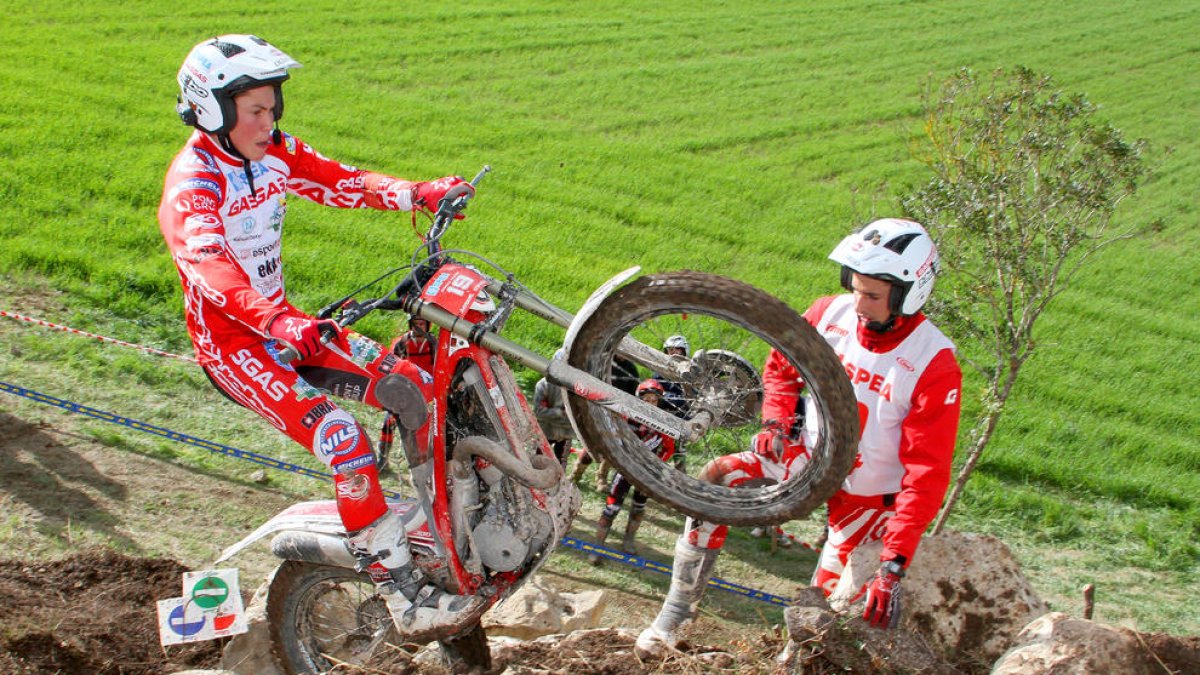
[216,500,345,564]
[215,499,422,564]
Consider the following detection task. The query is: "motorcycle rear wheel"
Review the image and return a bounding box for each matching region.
[266,561,492,673]
[567,272,858,526]
[267,561,398,674]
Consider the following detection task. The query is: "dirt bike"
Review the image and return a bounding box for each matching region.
[216,167,859,673]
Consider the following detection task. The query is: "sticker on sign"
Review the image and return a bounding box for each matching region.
[157,568,249,646]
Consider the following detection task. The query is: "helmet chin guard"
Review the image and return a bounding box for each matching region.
[176,34,300,136]
[829,218,939,316]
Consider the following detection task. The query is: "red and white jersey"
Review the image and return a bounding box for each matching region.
[158,131,401,366]
[813,294,955,496]
[763,294,962,562]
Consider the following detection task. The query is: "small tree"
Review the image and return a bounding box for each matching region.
[899,67,1151,533]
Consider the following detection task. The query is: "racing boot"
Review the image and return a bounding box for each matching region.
[621,507,645,555]
[589,513,614,566]
[635,537,720,658]
[349,509,485,642]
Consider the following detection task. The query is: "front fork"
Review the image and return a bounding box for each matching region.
[401,281,713,445]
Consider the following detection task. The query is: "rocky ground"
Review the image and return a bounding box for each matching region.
[1,408,1196,674]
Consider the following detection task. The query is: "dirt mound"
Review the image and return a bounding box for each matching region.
[0,546,784,675]
[0,550,223,674]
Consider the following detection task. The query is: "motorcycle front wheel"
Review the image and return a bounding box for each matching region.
[567,271,859,526]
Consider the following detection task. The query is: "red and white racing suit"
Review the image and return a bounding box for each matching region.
[602,420,678,521]
[685,294,961,596]
[390,329,435,375]
[158,130,430,533]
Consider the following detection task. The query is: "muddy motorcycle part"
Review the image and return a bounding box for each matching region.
[438,622,492,671]
[566,271,859,526]
[266,561,492,674]
[267,561,396,674]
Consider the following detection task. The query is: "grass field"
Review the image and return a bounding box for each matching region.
[1,0,1197,638]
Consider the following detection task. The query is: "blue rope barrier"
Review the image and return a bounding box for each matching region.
[559,536,791,606]
[2,379,792,606]
[0,380,400,499]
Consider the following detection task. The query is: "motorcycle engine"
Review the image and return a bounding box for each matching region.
[471,519,529,572]
[471,482,555,573]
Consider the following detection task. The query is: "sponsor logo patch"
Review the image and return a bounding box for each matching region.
[335,472,372,501]
[333,454,376,472]
[300,401,337,429]
[348,335,381,368]
[313,410,362,463]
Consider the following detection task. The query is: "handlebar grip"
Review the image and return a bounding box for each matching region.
[277,329,336,365]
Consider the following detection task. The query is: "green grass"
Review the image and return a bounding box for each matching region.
[0,0,1196,637]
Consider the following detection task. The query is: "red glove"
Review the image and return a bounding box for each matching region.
[268,314,339,360]
[862,561,904,629]
[413,175,474,214]
[751,429,784,462]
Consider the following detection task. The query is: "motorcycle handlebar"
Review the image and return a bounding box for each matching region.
[276,327,338,365]
[282,166,493,365]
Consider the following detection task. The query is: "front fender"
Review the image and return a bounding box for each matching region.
[562,266,641,354]
[561,266,641,440]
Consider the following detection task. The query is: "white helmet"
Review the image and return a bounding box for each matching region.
[176,35,300,135]
[829,218,939,316]
[663,335,690,357]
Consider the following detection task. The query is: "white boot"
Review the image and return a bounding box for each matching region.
[349,509,485,642]
[635,537,721,658]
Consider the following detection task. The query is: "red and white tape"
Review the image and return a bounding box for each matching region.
[0,309,198,363]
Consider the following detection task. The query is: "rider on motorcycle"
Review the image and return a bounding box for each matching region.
[159,34,483,637]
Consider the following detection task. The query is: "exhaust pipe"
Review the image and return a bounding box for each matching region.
[270,531,359,568]
[453,436,562,490]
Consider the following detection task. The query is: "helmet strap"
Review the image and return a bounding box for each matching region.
[865,315,898,333]
[215,134,259,196]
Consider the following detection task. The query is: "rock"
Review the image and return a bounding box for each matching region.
[903,532,1048,667]
[992,612,1200,674]
[827,538,885,611]
[826,531,1047,668]
[249,469,269,484]
[489,628,645,674]
[220,570,285,675]
[483,575,608,640]
[780,590,953,674]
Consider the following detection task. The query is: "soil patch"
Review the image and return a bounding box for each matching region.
[0,550,223,674]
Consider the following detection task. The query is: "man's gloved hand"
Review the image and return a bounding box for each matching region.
[413,176,474,216]
[862,560,904,629]
[751,428,785,462]
[268,314,340,360]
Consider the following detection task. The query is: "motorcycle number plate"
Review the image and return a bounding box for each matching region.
[421,264,490,318]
